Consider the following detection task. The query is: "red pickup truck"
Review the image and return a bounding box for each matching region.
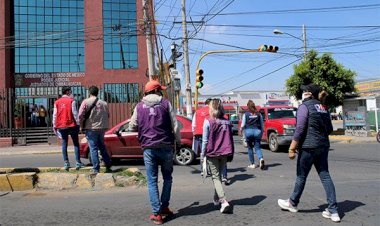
[240,105,297,152]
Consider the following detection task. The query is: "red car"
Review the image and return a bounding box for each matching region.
[80,115,196,166]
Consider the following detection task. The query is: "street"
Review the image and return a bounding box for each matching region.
[0,141,379,226]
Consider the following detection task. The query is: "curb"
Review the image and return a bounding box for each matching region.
[0,167,146,192]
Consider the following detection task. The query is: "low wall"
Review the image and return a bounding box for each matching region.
[0,137,12,148]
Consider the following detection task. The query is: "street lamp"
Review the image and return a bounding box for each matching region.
[273,25,307,59]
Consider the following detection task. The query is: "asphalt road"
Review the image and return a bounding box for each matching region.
[1,141,379,226]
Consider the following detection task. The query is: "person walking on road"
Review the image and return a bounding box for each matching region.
[240,100,265,170]
[129,80,181,225]
[278,84,340,223]
[79,86,112,174]
[192,98,211,175]
[202,98,234,213]
[53,86,84,171]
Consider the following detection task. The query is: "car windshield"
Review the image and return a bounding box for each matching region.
[267,108,296,119]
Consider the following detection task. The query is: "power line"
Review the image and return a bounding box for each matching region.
[189,3,380,16]
[209,58,301,96]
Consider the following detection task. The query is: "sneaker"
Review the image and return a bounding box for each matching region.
[220,200,232,213]
[248,164,256,169]
[64,162,70,171]
[75,162,85,170]
[259,158,265,170]
[105,166,112,173]
[278,199,298,212]
[90,169,99,175]
[149,214,163,225]
[160,207,174,216]
[213,199,220,206]
[222,178,230,185]
[322,209,341,222]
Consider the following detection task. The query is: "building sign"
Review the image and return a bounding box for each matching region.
[14,73,85,87]
[344,111,366,126]
[266,92,289,100]
[355,80,380,93]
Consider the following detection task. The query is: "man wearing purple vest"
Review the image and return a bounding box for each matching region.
[129,80,181,225]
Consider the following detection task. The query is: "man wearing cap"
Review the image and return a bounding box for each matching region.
[129,80,181,225]
[53,86,84,171]
[278,84,340,223]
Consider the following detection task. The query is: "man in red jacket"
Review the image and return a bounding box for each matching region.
[53,86,84,171]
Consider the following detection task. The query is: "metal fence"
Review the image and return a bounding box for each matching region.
[0,84,143,139]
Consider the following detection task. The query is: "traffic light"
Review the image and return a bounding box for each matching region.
[258,45,279,53]
[196,69,204,89]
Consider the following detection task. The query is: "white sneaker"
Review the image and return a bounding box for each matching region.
[248,164,256,169]
[259,158,265,170]
[278,199,298,213]
[220,200,232,213]
[322,209,341,222]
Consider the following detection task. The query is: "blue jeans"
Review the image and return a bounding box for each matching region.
[144,148,174,214]
[85,129,111,172]
[245,128,263,164]
[290,147,338,214]
[59,126,80,164]
[222,164,228,179]
[193,135,203,171]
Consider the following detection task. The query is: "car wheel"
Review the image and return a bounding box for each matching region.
[174,146,195,166]
[269,133,279,152]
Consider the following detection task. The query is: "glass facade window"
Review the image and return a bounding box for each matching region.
[14,0,85,73]
[104,83,139,103]
[103,0,138,70]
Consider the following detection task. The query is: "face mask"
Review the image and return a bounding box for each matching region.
[302,92,311,101]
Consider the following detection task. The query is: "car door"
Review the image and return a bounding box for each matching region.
[260,109,267,141]
[106,121,142,158]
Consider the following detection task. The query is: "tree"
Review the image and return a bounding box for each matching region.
[286,50,356,107]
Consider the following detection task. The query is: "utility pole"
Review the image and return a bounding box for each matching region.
[181,0,192,118]
[302,24,307,59]
[143,0,155,80]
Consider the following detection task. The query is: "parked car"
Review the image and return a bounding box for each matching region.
[239,105,297,152]
[230,114,239,135]
[80,115,196,166]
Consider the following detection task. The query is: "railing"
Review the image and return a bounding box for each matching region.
[0,85,143,143]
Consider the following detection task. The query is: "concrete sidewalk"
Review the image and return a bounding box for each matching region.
[0,135,377,156]
[0,144,71,156]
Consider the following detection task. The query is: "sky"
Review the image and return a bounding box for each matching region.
[154,0,380,95]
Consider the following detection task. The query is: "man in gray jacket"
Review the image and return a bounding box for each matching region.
[129,80,180,225]
[78,86,111,174]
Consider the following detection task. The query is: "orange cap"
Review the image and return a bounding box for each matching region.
[144,80,167,93]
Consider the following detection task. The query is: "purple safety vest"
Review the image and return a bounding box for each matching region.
[136,99,175,149]
[206,118,234,157]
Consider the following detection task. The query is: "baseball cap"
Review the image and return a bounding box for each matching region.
[301,84,321,98]
[144,80,167,93]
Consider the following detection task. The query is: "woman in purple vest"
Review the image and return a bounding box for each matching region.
[201,98,234,214]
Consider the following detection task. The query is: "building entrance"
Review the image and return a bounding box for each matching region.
[15,97,56,128]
